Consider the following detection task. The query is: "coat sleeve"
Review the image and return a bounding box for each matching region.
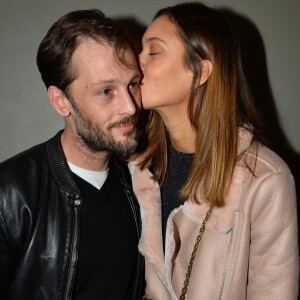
[248,170,299,300]
[0,221,16,298]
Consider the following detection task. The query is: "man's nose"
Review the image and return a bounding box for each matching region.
[119,92,137,116]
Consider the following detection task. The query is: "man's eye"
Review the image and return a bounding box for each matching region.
[99,89,111,96]
[129,81,140,90]
[148,52,159,56]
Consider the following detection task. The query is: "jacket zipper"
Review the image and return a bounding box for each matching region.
[120,176,139,237]
[64,197,81,300]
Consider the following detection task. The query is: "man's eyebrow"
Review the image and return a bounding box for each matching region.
[131,72,141,80]
[92,73,141,86]
[92,79,116,86]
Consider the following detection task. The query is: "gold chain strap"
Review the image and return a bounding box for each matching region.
[179,203,214,300]
[141,203,214,300]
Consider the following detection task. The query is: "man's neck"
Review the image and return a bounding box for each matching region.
[60,130,110,171]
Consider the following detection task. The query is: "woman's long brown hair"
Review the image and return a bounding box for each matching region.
[135,2,265,206]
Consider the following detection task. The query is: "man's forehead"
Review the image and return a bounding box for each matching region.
[73,38,137,68]
[71,40,139,86]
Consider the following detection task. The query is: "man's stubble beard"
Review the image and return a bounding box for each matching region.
[72,104,138,156]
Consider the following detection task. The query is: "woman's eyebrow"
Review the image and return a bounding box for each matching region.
[143,36,167,46]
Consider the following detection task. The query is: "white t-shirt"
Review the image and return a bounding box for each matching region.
[68,162,109,190]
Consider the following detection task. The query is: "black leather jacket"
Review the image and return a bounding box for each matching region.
[0,131,144,299]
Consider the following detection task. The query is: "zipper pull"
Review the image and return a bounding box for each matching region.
[74,199,81,206]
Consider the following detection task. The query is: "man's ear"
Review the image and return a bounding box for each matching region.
[198,59,213,86]
[48,86,71,117]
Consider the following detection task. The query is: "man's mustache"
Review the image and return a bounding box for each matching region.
[107,115,138,131]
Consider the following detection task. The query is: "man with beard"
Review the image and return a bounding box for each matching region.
[0,9,144,300]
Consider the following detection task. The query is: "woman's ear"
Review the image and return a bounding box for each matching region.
[198,60,213,86]
[48,86,71,117]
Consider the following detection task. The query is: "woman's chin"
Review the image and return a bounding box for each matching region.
[141,101,157,110]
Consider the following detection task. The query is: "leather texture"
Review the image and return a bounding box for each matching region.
[0,130,144,299]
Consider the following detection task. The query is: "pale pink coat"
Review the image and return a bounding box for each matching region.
[129,129,299,300]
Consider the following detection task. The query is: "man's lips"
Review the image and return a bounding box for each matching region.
[107,115,138,132]
[116,122,135,132]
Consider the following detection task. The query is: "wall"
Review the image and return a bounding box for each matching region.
[0,0,299,169]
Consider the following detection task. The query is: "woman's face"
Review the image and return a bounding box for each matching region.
[139,15,194,111]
